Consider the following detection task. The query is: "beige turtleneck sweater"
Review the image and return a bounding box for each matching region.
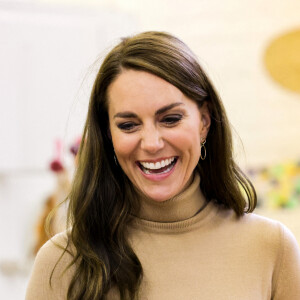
[26,174,300,299]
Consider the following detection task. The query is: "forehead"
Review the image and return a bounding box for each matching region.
[107,69,186,115]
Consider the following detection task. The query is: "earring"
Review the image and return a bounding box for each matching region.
[200,139,206,160]
[114,154,118,166]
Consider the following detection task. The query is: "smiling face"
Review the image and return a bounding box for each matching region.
[107,69,210,202]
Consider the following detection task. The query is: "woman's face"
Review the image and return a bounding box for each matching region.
[107,69,210,202]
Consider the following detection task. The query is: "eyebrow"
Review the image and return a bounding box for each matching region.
[113,102,184,119]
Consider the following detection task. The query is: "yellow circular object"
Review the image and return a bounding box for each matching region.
[264,29,300,93]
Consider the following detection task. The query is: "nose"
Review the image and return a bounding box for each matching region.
[140,126,164,153]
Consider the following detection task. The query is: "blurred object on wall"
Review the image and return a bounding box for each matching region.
[34,137,80,255]
[247,160,300,209]
[264,28,300,93]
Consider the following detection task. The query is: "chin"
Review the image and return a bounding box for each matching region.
[142,188,178,202]
[148,195,170,202]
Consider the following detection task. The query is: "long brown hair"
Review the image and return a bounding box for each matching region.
[63,31,256,299]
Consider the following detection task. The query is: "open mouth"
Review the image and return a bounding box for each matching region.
[138,157,178,175]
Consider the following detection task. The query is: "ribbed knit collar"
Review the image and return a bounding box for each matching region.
[133,172,207,223]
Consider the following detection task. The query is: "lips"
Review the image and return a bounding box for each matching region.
[138,157,178,174]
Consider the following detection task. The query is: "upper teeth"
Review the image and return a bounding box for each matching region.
[140,157,175,170]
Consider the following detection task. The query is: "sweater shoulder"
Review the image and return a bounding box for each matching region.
[241,214,300,298]
[35,231,74,271]
[235,212,291,246]
[241,212,283,230]
[217,206,286,233]
[213,206,295,251]
[39,230,70,254]
[240,212,293,241]
[26,231,76,300]
[238,213,300,268]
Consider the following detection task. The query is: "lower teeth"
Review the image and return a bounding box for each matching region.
[142,161,175,175]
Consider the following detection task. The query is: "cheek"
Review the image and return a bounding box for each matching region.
[166,132,201,168]
[112,133,138,161]
[172,124,201,152]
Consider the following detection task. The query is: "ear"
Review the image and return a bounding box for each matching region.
[199,102,211,138]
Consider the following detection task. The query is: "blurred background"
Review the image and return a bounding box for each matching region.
[0,0,299,298]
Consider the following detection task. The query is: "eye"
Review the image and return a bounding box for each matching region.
[161,114,183,126]
[117,122,138,132]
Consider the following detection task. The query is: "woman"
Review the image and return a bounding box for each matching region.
[26,32,300,300]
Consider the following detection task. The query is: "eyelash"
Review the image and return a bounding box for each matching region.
[116,114,183,132]
[161,114,183,126]
[117,122,137,131]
